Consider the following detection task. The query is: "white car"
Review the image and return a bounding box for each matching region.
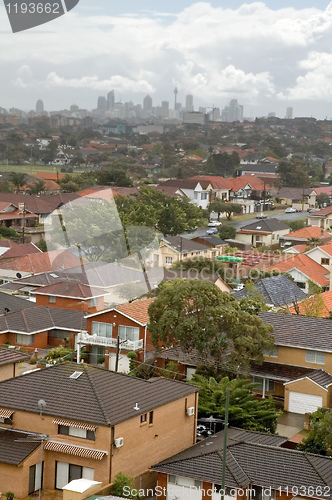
[285,207,296,213]
[206,227,218,235]
[208,221,222,227]
[256,212,267,219]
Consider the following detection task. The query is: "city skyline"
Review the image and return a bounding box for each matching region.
[1,1,332,119]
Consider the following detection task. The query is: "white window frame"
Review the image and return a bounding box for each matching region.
[48,296,56,303]
[305,350,325,364]
[165,257,173,264]
[118,325,140,342]
[15,334,34,345]
[91,321,113,338]
[88,297,98,308]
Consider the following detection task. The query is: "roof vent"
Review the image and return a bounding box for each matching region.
[69,371,83,379]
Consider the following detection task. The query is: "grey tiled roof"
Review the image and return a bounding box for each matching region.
[0,362,198,426]
[152,430,332,495]
[0,347,30,366]
[234,275,307,306]
[305,369,332,388]
[239,218,289,232]
[0,291,35,313]
[0,306,86,334]
[165,236,210,253]
[259,311,332,352]
[0,428,42,465]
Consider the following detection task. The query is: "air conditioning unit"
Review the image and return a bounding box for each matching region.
[114,437,124,448]
[186,407,195,416]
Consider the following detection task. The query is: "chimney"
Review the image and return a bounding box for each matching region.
[105,350,110,370]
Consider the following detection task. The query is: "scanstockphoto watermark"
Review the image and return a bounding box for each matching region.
[3,0,80,33]
[123,486,259,498]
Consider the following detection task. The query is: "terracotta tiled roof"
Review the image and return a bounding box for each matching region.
[308,205,332,216]
[36,172,65,181]
[226,174,265,192]
[189,175,230,190]
[0,201,16,211]
[285,226,331,239]
[315,244,332,257]
[265,254,329,287]
[115,297,155,324]
[0,250,81,274]
[0,242,41,260]
[289,290,332,317]
[291,244,309,253]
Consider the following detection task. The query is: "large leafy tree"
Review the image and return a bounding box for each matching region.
[116,186,207,236]
[148,279,274,371]
[192,374,279,433]
[297,408,332,456]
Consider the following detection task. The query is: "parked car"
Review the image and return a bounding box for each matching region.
[256,212,267,219]
[206,227,218,235]
[208,220,222,227]
[285,207,297,213]
[308,207,319,213]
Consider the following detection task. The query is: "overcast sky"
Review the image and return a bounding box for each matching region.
[2,0,332,119]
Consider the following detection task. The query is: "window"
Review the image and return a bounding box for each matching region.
[91,321,112,338]
[251,485,275,500]
[118,326,139,342]
[15,334,34,345]
[51,330,70,340]
[321,258,330,265]
[88,297,98,307]
[29,462,43,494]
[194,192,198,199]
[183,253,187,258]
[48,296,56,303]
[306,350,325,364]
[58,425,95,440]
[0,416,12,424]
[168,475,176,484]
[56,462,93,489]
[201,192,208,200]
[295,281,306,289]
[140,413,147,424]
[252,377,275,392]
[165,257,173,264]
[263,346,278,357]
[149,411,154,425]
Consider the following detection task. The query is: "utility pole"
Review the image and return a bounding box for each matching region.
[220,388,230,500]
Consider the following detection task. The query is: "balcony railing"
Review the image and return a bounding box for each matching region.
[77,332,143,351]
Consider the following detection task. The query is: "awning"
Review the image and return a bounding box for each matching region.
[0,408,14,419]
[216,255,243,262]
[44,441,107,460]
[52,418,96,432]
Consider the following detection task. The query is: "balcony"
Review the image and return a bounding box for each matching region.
[77,332,143,351]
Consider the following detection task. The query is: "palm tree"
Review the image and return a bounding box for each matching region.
[9,172,27,193]
[27,180,45,195]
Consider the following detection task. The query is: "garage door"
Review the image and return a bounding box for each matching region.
[288,392,322,414]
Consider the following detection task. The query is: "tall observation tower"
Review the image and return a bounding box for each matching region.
[174,87,178,109]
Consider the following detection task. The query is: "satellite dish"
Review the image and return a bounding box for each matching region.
[38,399,47,411]
[4,308,10,313]
[16,273,22,279]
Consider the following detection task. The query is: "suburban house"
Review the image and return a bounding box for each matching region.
[227,174,268,200]
[305,244,332,271]
[233,275,307,310]
[0,241,42,261]
[279,226,332,248]
[0,306,86,351]
[0,200,39,230]
[0,346,30,380]
[257,310,332,413]
[0,290,34,314]
[151,426,332,500]
[265,254,330,293]
[82,297,155,371]
[0,362,199,498]
[307,205,332,229]
[278,187,317,210]
[152,236,223,268]
[32,282,109,313]
[236,218,290,248]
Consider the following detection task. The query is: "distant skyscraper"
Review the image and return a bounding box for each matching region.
[174,87,178,110]
[97,96,107,115]
[221,99,243,122]
[161,101,169,119]
[185,94,194,112]
[143,95,153,114]
[286,107,293,119]
[107,90,115,110]
[36,99,44,115]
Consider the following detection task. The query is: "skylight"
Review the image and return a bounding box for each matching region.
[69,371,83,379]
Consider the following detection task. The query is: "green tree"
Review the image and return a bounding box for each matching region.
[210,200,242,220]
[41,140,58,164]
[148,279,274,371]
[9,171,27,193]
[27,179,45,195]
[219,224,236,240]
[95,168,133,187]
[191,374,279,433]
[111,472,135,498]
[277,160,310,188]
[297,408,332,456]
[316,193,330,208]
